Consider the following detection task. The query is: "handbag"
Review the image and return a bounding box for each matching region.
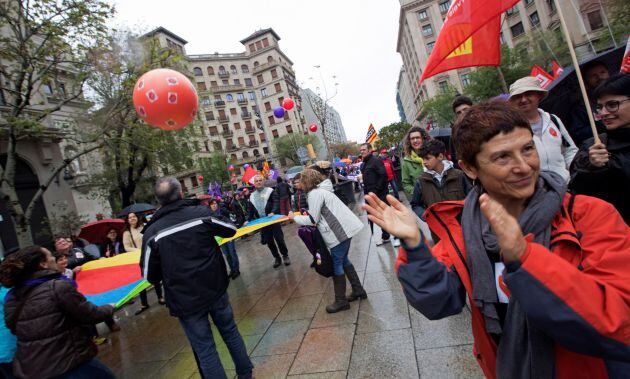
[297,225,334,278]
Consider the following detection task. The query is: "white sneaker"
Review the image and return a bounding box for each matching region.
[392,238,401,247]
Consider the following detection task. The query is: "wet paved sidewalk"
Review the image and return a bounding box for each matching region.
[98,196,484,378]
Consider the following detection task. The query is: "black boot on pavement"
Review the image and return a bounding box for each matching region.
[273,257,282,268]
[344,265,367,302]
[283,255,291,266]
[326,275,351,313]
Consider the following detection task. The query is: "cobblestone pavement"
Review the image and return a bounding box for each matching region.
[98,195,484,379]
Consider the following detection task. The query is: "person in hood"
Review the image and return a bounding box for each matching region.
[410,139,471,223]
[0,246,115,379]
[288,169,366,313]
[140,177,253,379]
[363,102,630,379]
[570,73,630,224]
[508,76,578,183]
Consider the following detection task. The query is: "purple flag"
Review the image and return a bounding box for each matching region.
[214,181,222,197]
[269,169,279,180]
[207,182,214,195]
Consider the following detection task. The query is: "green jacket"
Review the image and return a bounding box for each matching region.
[401,156,424,195]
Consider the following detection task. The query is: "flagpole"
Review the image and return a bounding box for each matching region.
[496,66,509,93]
[553,0,601,144]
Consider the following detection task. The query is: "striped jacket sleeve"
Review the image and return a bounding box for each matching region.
[504,197,630,361]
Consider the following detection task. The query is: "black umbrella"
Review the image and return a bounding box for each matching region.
[117,203,156,218]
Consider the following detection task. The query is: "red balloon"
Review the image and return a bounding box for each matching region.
[197,175,203,182]
[309,123,318,133]
[133,69,199,131]
[282,98,295,111]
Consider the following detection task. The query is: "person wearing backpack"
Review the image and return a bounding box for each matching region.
[288,168,367,313]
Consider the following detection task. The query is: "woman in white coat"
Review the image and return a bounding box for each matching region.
[288,169,367,313]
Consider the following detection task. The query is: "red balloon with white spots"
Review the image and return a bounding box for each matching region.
[132,69,199,131]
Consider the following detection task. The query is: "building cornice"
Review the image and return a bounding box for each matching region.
[397,0,434,52]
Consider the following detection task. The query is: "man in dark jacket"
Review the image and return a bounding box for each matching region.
[140,177,253,379]
[360,143,390,244]
[247,174,290,268]
[274,177,292,215]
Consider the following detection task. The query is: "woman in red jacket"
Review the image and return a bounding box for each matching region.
[363,102,630,379]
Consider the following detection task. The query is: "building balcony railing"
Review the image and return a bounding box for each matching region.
[211,84,245,93]
[218,71,230,78]
[221,130,233,137]
[214,100,225,107]
[252,59,294,75]
[245,127,256,134]
[227,145,238,151]
[249,141,259,147]
[218,116,229,123]
[242,111,252,119]
[237,98,248,104]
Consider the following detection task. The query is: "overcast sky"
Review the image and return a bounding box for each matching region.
[111,0,403,142]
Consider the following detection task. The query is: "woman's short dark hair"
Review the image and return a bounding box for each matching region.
[592,73,630,99]
[453,102,532,168]
[0,246,47,288]
[452,95,473,112]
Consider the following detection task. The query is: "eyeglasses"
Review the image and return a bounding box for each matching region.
[595,99,630,114]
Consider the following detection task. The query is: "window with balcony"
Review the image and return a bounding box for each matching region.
[193,67,203,76]
[234,79,241,85]
[264,101,271,111]
[245,120,252,129]
[249,43,255,53]
[418,9,428,20]
[248,91,255,100]
[205,111,214,121]
[271,68,278,79]
[272,129,279,138]
[286,125,293,134]
[511,22,525,37]
[587,10,603,31]
[460,73,471,87]
[530,11,540,27]
[207,66,214,75]
[222,79,229,85]
[422,24,433,37]
[524,0,534,6]
[274,83,282,93]
[237,93,245,102]
[230,65,237,74]
[226,94,234,102]
[261,88,268,97]
[267,55,273,63]
[426,41,435,53]
[230,108,237,115]
[260,133,266,142]
[257,74,264,84]
[268,116,275,125]
[213,141,222,150]
[233,122,240,130]
[506,5,518,17]
[438,80,449,93]
[256,41,263,50]
[244,78,253,87]
[211,81,218,87]
[231,153,237,161]
[238,137,245,146]
[201,97,211,107]
[263,147,269,154]
[547,0,555,12]
[197,82,207,91]
[278,97,284,105]
[209,126,218,135]
[253,149,260,157]
[243,151,249,159]
[439,0,451,13]
[253,61,259,67]
[241,64,249,73]
[262,38,269,47]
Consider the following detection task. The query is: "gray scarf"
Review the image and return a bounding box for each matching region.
[461,171,566,379]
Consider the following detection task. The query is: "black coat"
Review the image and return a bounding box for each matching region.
[569,128,630,224]
[293,189,308,212]
[360,154,388,198]
[4,271,113,379]
[140,199,237,317]
[275,182,292,199]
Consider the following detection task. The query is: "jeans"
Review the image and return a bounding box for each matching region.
[178,292,253,379]
[330,238,353,276]
[140,282,163,307]
[221,240,240,272]
[57,358,115,379]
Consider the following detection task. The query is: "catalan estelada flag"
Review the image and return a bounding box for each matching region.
[420,0,519,83]
[76,215,289,307]
[366,124,378,145]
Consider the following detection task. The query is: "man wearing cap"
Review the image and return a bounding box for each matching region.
[508,76,578,183]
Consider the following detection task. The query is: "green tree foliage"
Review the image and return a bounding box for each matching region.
[374,122,411,150]
[87,31,195,209]
[273,134,319,165]
[605,0,630,47]
[422,86,458,128]
[330,142,359,158]
[0,0,113,246]
[196,152,234,191]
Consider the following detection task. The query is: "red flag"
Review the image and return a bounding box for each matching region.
[551,61,564,78]
[241,167,258,184]
[420,0,519,83]
[530,65,555,89]
[621,37,630,74]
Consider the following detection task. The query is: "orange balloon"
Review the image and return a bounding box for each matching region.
[132,69,199,130]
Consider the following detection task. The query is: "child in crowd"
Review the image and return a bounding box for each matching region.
[410,139,471,240]
[54,251,74,280]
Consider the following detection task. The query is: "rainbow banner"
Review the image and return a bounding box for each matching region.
[77,215,289,308]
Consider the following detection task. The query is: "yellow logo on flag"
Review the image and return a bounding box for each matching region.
[447,37,473,58]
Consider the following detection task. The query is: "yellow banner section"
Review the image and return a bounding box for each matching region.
[81,250,141,271]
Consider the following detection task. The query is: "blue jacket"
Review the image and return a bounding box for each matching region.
[0,286,17,363]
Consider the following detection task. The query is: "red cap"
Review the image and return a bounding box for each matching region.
[380,149,387,154]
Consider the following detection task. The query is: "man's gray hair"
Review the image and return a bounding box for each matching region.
[154,177,182,205]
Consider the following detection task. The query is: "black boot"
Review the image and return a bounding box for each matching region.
[345,265,367,302]
[326,275,350,313]
[273,257,282,268]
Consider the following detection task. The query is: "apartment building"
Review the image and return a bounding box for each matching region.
[397,0,617,126]
[299,88,348,161]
